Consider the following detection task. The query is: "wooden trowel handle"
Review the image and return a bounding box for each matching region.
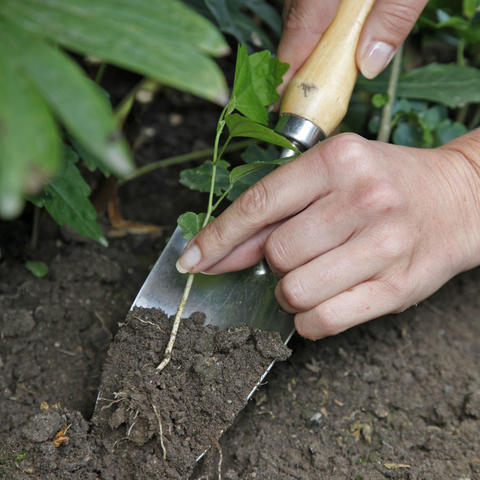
[280,0,376,137]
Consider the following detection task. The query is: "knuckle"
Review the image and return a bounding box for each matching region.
[201,217,229,251]
[326,133,373,173]
[238,180,270,223]
[356,181,405,215]
[278,274,308,311]
[376,1,421,39]
[314,304,343,338]
[372,228,407,260]
[283,0,324,34]
[264,233,289,273]
[380,274,410,303]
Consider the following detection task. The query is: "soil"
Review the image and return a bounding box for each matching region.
[1,83,480,479]
[93,307,290,479]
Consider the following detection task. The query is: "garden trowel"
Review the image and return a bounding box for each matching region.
[133,0,376,393]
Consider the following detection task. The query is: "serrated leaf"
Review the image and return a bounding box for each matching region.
[226,114,298,151]
[25,261,49,278]
[232,45,288,124]
[0,20,133,178]
[178,212,213,242]
[358,64,480,108]
[180,160,230,195]
[241,143,279,164]
[0,38,61,219]
[1,0,228,104]
[34,148,108,246]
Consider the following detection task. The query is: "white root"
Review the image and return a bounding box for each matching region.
[156,273,195,372]
[152,404,167,460]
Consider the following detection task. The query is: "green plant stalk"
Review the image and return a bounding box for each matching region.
[95,63,106,84]
[156,103,232,372]
[378,44,404,143]
[115,78,158,127]
[119,140,252,185]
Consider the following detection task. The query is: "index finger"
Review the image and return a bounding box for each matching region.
[176,144,330,274]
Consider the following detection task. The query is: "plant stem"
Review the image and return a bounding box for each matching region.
[156,102,232,373]
[95,63,106,84]
[468,106,480,130]
[115,78,157,127]
[156,273,195,371]
[457,38,466,67]
[378,44,404,143]
[119,140,252,185]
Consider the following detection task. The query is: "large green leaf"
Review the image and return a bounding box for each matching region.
[32,148,107,246]
[0,20,133,178]
[0,43,60,218]
[0,0,228,104]
[232,45,288,124]
[357,64,480,107]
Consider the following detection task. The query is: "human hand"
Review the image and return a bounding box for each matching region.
[278,0,429,90]
[177,133,480,339]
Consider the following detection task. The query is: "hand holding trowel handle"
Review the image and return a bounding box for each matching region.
[178,1,480,340]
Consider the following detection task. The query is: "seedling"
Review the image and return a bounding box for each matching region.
[156,45,298,372]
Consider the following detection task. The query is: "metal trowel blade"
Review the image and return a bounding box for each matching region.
[132,226,294,345]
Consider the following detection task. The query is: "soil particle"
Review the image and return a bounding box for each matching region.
[465,389,480,418]
[1,309,35,337]
[92,307,291,479]
[21,410,64,442]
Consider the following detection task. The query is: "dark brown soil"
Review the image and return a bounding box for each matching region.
[93,307,290,479]
[1,86,480,480]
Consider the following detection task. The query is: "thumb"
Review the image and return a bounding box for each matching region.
[357,0,429,79]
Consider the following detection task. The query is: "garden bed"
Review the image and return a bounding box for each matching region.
[1,90,479,480]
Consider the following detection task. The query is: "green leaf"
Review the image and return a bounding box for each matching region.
[25,261,49,278]
[372,93,389,108]
[358,64,480,108]
[0,37,61,219]
[1,0,228,104]
[232,45,288,124]
[392,120,428,148]
[180,160,231,195]
[226,114,298,151]
[463,0,478,17]
[33,148,108,246]
[178,212,213,242]
[189,0,281,50]
[241,143,279,164]
[0,20,133,178]
[435,120,468,145]
[227,163,277,201]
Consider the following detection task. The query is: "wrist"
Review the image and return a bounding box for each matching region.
[438,131,480,274]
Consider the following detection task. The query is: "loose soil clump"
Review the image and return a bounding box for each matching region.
[93,307,291,479]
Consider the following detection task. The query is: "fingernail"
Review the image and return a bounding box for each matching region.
[176,243,201,274]
[360,41,395,79]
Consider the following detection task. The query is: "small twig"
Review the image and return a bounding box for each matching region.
[152,404,167,460]
[119,140,252,185]
[156,273,195,371]
[377,44,404,143]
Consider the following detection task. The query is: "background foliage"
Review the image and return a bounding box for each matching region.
[1,0,480,247]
